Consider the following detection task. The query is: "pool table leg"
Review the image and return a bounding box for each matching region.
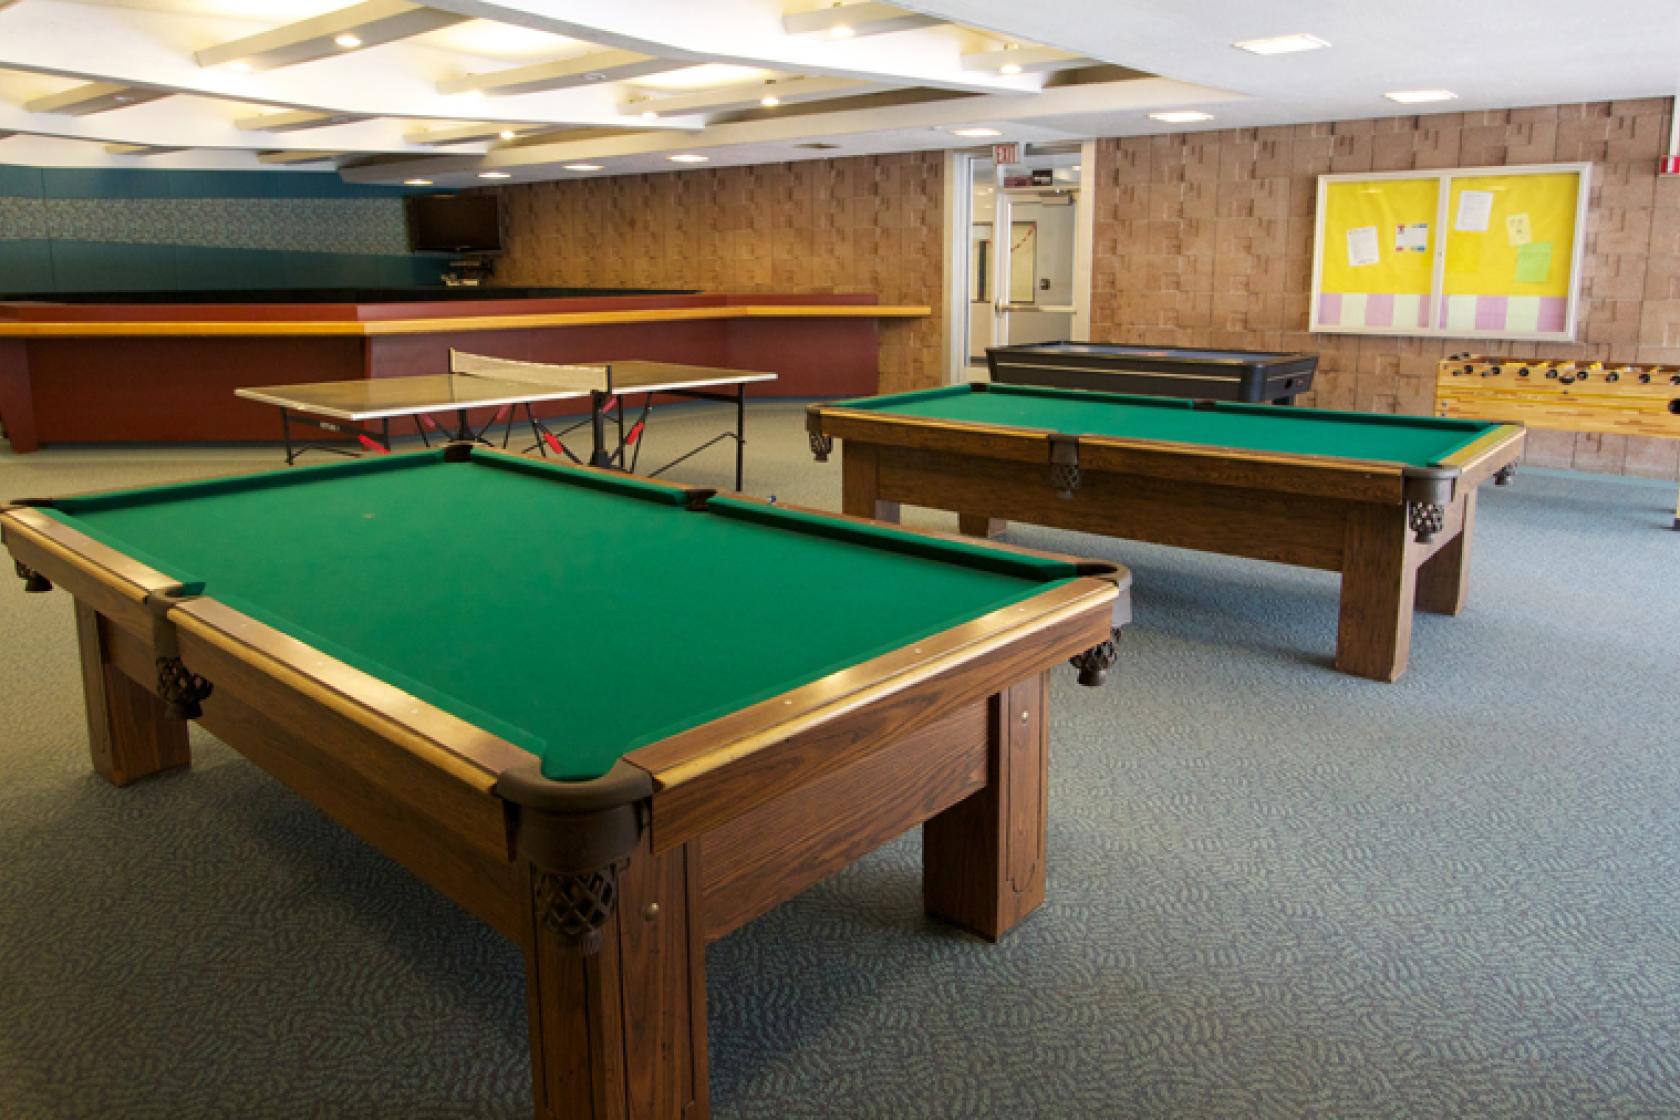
[840,444,900,523]
[923,673,1048,940]
[75,603,191,786]
[957,513,1007,539]
[523,833,709,1120]
[1416,490,1476,616]
[1335,506,1417,683]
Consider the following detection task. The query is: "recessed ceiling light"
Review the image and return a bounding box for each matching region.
[458,89,484,102]
[829,23,854,38]
[1384,88,1458,104]
[668,153,709,163]
[478,170,511,179]
[761,95,781,107]
[563,163,603,171]
[1150,110,1214,124]
[497,129,516,140]
[333,33,362,49]
[641,110,658,120]
[952,127,1002,138]
[1233,33,1330,55]
[227,60,253,73]
[999,62,1023,76]
[403,178,432,186]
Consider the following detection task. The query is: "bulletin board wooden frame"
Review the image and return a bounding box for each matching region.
[1309,162,1591,343]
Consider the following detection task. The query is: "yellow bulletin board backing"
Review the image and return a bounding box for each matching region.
[1311,163,1590,342]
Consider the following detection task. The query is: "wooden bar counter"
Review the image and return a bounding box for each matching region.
[0,289,929,452]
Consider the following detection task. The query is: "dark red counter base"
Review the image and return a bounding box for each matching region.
[0,292,896,452]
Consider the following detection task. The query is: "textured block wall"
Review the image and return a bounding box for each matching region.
[1090,98,1680,480]
[495,152,944,394]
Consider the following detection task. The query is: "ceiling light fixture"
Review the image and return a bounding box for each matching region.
[563,163,604,171]
[999,62,1023,75]
[641,110,658,120]
[1233,33,1330,55]
[478,170,511,179]
[829,23,853,38]
[1150,110,1214,123]
[227,60,253,73]
[668,153,709,163]
[761,95,781,107]
[333,33,362,49]
[952,127,1002,138]
[1384,88,1458,104]
[403,178,433,186]
[498,129,516,140]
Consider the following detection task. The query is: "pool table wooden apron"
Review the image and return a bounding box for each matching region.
[808,393,1524,682]
[1,451,1129,1120]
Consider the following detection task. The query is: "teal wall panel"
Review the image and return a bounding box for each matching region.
[0,239,53,291]
[0,163,449,294]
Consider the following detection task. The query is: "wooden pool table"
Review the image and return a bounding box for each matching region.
[809,383,1525,682]
[1,446,1130,1120]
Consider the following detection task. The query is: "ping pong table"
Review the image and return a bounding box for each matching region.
[236,354,778,489]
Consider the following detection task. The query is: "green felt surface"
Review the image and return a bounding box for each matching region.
[847,385,1497,469]
[44,451,1077,782]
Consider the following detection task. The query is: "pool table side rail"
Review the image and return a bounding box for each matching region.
[811,405,1420,505]
[2,505,195,635]
[1434,424,1527,485]
[629,565,1125,853]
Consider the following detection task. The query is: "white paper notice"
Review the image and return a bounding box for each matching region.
[1395,223,1430,253]
[1346,226,1380,268]
[1455,190,1494,232]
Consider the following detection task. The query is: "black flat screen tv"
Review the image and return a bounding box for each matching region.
[406,194,502,253]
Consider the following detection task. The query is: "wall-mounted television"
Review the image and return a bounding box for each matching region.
[406,194,502,253]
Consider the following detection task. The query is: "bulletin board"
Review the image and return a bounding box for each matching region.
[1310,163,1590,342]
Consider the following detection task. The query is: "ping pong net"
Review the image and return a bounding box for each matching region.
[449,350,617,393]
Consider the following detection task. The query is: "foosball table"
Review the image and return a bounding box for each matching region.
[1435,355,1680,529]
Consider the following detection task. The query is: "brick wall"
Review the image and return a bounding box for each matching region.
[1090,98,1680,480]
[495,152,944,394]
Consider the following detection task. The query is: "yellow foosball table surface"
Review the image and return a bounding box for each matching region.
[1436,355,1680,529]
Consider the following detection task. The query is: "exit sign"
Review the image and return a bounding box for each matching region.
[992,142,1020,164]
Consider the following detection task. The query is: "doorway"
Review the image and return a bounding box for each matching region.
[951,143,1093,383]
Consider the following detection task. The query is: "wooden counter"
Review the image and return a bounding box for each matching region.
[0,292,929,452]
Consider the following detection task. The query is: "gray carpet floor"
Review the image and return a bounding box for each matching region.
[2,401,1678,1119]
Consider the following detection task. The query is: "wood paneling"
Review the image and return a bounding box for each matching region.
[495,154,946,395]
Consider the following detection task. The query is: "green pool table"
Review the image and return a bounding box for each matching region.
[1,445,1130,1120]
[808,383,1526,681]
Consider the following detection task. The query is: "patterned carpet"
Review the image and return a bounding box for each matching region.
[2,402,1678,1119]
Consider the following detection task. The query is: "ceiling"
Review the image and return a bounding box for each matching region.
[0,0,1674,186]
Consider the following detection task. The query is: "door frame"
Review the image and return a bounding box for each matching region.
[942,141,1096,385]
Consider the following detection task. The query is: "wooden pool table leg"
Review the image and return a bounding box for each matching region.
[1416,490,1476,616]
[1335,506,1417,683]
[524,834,709,1120]
[957,513,1007,539]
[840,444,900,523]
[923,673,1048,940]
[75,603,191,786]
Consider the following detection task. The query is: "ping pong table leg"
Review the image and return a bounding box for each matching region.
[734,383,746,491]
[588,392,613,469]
[279,409,297,466]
